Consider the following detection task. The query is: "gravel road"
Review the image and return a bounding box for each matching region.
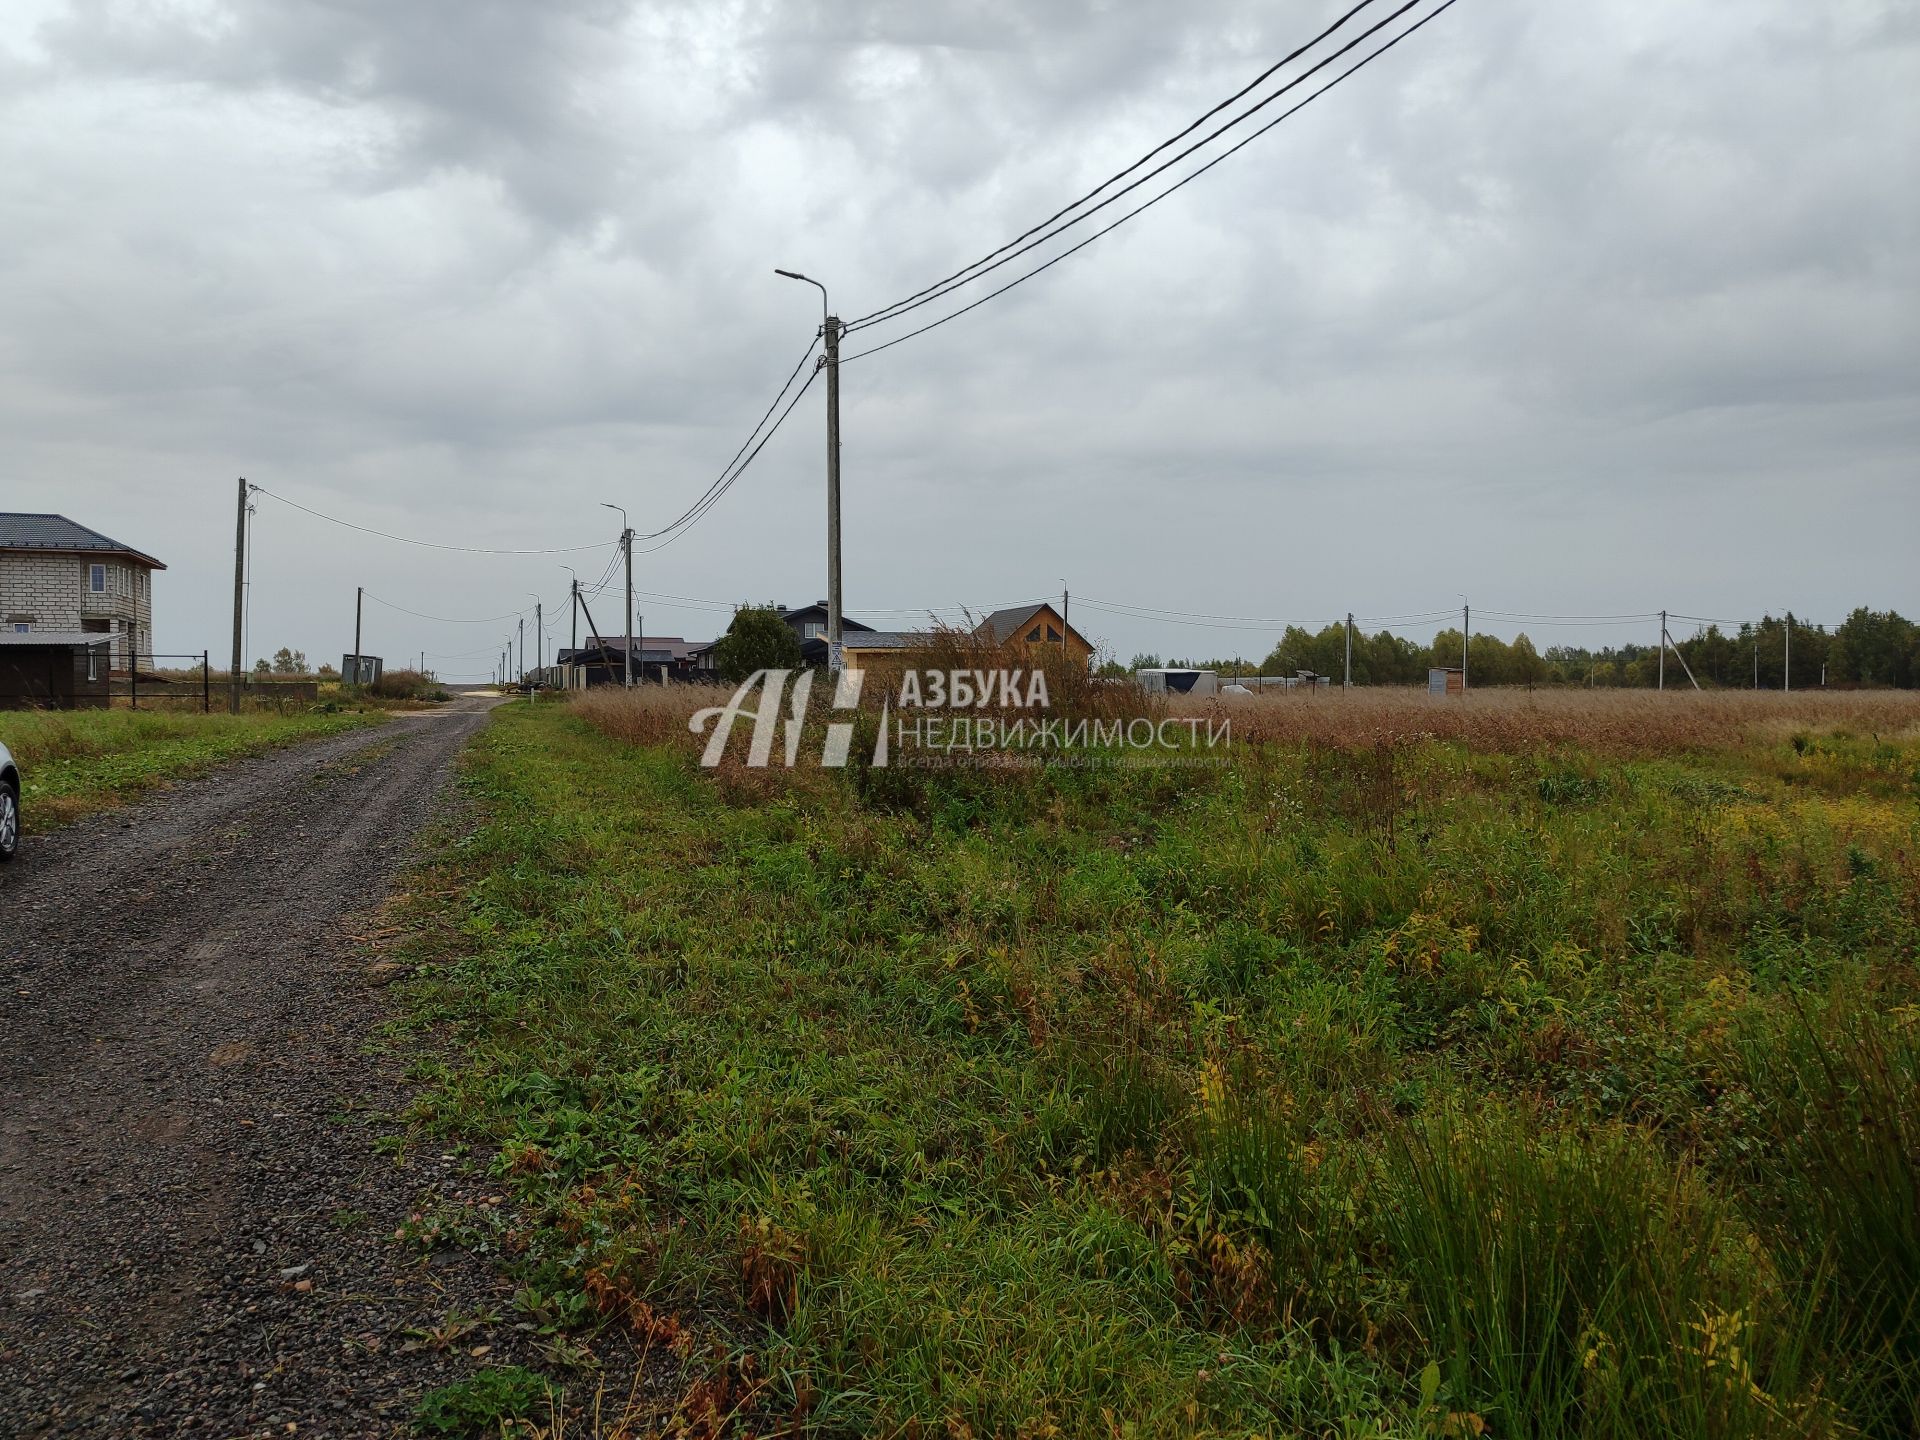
[0,698,553,1437]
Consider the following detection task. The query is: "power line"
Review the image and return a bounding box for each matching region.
[362,591,533,625]
[250,485,612,555]
[837,0,1461,366]
[635,366,822,553]
[630,333,820,548]
[846,0,1388,330]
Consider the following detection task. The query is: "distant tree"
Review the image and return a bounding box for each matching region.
[317,663,339,679]
[251,657,271,676]
[1510,633,1545,687]
[1128,653,1162,671]
[271,647,307,675]
[710,605,804,682]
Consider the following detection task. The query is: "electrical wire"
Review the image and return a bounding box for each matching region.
[635,367,821,553]
[838,0,1461,365]
[249,485,613,555]
[362,591,533,625]
[631,334,820,547]
[846,0,1388,330]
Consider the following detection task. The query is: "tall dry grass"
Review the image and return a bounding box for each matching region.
[1177,687,1920,754]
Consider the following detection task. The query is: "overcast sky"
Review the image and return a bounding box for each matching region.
[3,0,1915,676]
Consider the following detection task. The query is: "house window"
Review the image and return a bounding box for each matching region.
[89,563,107,593]
[804,622,823,638]
[12,623,27,634]
[1047,626,1062,642]
[1027,627,1042,642]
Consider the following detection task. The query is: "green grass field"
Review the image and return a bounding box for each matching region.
[4,707,385,830]
[392,694,1919,1438]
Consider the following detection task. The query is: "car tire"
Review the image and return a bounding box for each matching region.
[0,783,18,862]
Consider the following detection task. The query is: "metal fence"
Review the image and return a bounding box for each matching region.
[119,652,212,712]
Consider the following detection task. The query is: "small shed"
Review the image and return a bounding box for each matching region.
[1428,667,1465,695]
[0,632,114,709]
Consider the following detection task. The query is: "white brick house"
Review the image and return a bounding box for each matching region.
[0,514,166,672]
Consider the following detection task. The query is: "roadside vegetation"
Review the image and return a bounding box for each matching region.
[390,685,1920,1437]
[4,707,384,829]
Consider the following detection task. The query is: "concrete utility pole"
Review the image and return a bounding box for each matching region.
[1061,583,1069,664]
[518,615,525,686]
[229,478,247,713]
[352,585,363,690]
[601,504,632,687]
[776,268,843,671]
[535,601,542,676]
[1784,612,1791,693]
[1659,610,1666,691]
[1461,601,1470,693]
[1345,612,1353,690]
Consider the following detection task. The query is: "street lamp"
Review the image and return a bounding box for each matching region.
[777,267,843,672]
[601,502,632,687]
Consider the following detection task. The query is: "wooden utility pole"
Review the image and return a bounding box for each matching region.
[1060,584,1069,664]
[1344,612,1353,690]
[1461,603,1470,692]
[1658,609,1666,690]
[229,478,247,713]
[351,585,364,689]
[1784,612,1792,693]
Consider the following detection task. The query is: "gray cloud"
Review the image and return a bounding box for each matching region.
[1,0,1914,675]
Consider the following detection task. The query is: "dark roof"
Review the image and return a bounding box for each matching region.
[975,602,1088,648]
[780,602,875,634]
[842,631,932,651]
[0,513,166,569]
[559,636,705,663]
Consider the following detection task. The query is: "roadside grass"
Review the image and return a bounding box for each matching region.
[390,694,1920,1437]
[4,707,385,829]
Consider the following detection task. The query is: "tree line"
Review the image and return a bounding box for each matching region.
[1114,608,1920,689]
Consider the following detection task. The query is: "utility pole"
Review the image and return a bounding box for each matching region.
[1344,612,1353,690]
[624,532,635,686]
[570,578,579,650]
[1754,637,1759,690]
[352,585,363,690]
[229,478,247,713]
[1658,610,1666,691]
[535,601,543,676]
[1784,612,1791,693]
[776,268,843,671]
[518,614,525,687]
[1461,601,1470,693]
[1060,583,1069,665]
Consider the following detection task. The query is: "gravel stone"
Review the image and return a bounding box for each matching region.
[0,700,639,1437]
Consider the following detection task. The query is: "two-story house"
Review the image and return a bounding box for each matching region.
[0,514,166,672]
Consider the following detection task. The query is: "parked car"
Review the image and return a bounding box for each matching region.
[0,739,17,861]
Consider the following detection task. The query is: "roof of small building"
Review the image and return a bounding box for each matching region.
[975,602,1088,649]
[0,631,116,647]
[0,514,166,569]
[841,630,934,651]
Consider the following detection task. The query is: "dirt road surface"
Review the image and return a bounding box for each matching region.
[0,698,526,1436]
